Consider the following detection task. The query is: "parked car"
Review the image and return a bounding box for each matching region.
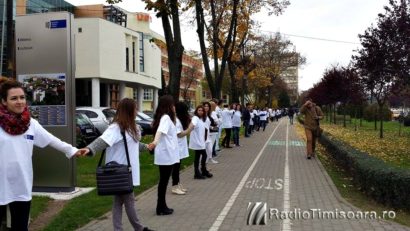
[75,113,100,148]
[75,107,116,133]
[135,116,152,136]
[137,111,153,121]
[135,111,153,135]
[142,110,154,118]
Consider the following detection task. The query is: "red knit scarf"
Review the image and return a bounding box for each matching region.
[0,104,31,135]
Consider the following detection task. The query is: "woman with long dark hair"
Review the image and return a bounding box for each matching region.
[149,95,180,215]
[0,79,84,231]
[83,98,153,231]
[188,105,213,179]
[203,101,219,164]
[171,102,191,195]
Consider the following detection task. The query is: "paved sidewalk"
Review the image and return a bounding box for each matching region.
[78,119,410,231]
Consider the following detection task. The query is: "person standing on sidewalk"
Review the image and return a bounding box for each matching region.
[188,105,213,179]
[288,107,295,125]
[243,103,251,137]
[150,95,180,215]
[83,98,154,231]
[221,104,233,148]
[214,99,223,151]
[203,101,219,164]
[171,102,191,195]
[259,107,268,131]
[0,79,86,231]
[300,98,324,159]
[209,101,221,157]
[232,104,242,146]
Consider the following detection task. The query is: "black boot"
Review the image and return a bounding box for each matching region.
[202,169,213,178]
[194,170,206,179]
[156,206,174,215]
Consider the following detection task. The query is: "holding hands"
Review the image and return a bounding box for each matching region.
[74,148,90,157]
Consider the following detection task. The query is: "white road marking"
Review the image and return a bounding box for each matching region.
[281,121,291,231]
[209,120,283,231]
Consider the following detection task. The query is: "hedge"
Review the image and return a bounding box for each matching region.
[319,133,410,210]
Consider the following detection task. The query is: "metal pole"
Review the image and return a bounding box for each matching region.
[0,0,7,75]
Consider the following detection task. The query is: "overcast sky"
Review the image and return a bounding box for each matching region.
[66,0,389,91]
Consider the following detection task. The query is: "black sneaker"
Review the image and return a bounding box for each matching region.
[156,207,174,216]
[202,171,213,178]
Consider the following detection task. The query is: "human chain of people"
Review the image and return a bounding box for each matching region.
[2,77,409,231]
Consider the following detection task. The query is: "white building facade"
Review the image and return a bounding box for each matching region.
[74,6,161,110]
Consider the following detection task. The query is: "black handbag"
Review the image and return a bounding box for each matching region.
[96,131,133,196]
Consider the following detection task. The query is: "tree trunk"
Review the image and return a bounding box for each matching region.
[399,118,402,136]
[354,106,358,131]
[343,104,346,127]
[379,104,384,138]
[374,106,378,130]
[360,105,363,127]
[161,0,184,102]
[194,0,216,97]
[329,105,332,123]
[228,62,239,103]
[333,104,337,124]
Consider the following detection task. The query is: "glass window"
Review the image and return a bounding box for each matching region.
[125,47,129,71]
[143,89,153,101]
[77,110,98,119]
[102,109,116,119]
[138,32,144,72]
[132,41,136,72]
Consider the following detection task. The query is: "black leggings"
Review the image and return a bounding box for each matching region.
[172,162,181,186]
[157,165,173,210]
[194,149,207,175]
[0,201,31,231]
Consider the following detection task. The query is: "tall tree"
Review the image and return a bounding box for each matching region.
[255,33,305,107]
[193,0,289,99]
[353,0,410,138]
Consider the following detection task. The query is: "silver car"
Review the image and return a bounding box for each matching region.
[75,107,116,133]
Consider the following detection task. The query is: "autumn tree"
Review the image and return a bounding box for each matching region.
[193,0,290,99]
[255,33,305,108]
[353,0,410,138]
[181,66,198,102]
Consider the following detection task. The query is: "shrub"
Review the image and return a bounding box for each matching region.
[320,133,410,210]
[404,116,410,127]
[363,104,392,121]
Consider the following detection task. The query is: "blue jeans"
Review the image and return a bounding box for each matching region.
[232,126,240,145]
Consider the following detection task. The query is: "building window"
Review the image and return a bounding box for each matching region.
[143,89,153,101]
[138,32,144,72]
[125,47,129,71]
[78,28,82,33]
[132,41,136,72]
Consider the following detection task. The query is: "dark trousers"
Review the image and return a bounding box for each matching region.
[222,128,232,147]
[232,127,240,145]
[172,162,181,186]
[194,149,207,175]
[157,165,173,210]
[243,120,250,136]
[260,120,267,131]
[289,115,294,124]
[0,201,31,231]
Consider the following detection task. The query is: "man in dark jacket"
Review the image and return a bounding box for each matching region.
[243,103,251,137]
